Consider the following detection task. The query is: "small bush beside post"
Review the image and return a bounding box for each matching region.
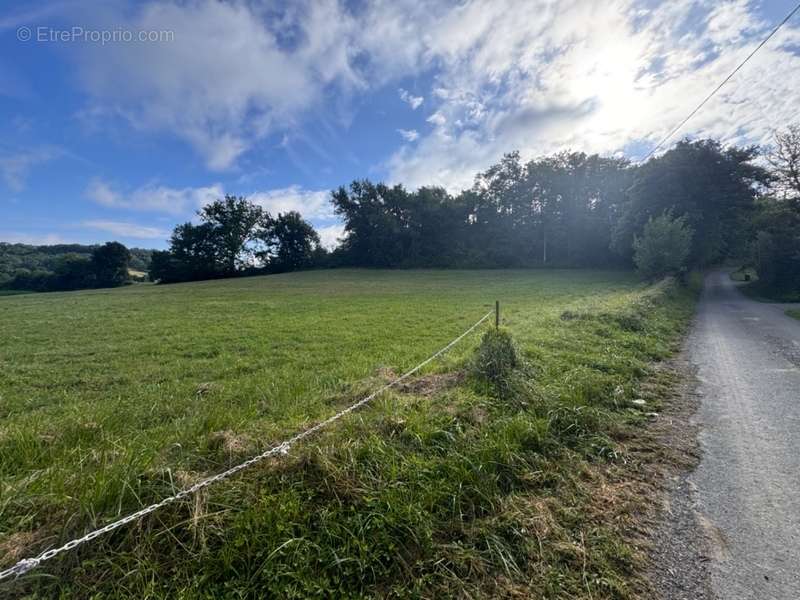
[472,328,519,385]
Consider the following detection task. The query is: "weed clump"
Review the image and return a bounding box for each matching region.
[472,328,519,385]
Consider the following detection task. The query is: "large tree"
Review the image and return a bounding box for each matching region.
[332,181,411,267]
[766,124,800,207]
[52,254,95,290]
[613,139,768,266]
[746,126,800,296]
[332,181,473,267]
[467,151,630,267]
[199,195,266,274]
[91,241,131,287]
[259,211,321,272]
[633,212,694,280]
[749,198,800,296]
[152,222,222,283]
[151,197,326,283]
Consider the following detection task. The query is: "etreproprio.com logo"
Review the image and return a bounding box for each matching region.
[17,26,174,44]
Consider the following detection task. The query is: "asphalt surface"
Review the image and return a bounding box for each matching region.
[687,272,800,599]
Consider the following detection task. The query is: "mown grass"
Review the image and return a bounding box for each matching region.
[0,269,696,598]
[786,308,800,321]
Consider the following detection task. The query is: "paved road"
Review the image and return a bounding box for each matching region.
[688,272,800,599]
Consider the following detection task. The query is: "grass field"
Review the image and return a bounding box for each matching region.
[787,308,800,321]
[0,269,696,598]
[0,290,32,297]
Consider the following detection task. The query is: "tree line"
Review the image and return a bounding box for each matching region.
[331,140,771,271]
[151,129,797,298]
[327,133,797,297]
[148,200,323,283]
[0,242,137,292]
[3,128,798,297]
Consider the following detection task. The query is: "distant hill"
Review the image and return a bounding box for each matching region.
[0,242,154,286]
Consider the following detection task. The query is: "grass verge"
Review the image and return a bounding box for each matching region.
[0,270,697,598]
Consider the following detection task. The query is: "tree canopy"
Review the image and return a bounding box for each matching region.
[633,212,694,280]
[258,211,322,272]
[1,241,134,292]
[150,199,324,284]
[330,139,772,275]
[6,129,798,299]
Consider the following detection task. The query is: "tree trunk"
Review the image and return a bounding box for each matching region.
[542,228,548,265]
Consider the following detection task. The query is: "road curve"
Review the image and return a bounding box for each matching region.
[688,271,800,599]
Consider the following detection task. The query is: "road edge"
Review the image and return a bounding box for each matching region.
[644,337,715,599]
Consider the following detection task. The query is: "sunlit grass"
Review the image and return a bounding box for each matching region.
[0,269,695,598]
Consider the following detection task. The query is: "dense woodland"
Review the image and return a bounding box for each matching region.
[149,133,796,294]
[330,141,762,270]
[327,133,797,295]
[0,242,149,292]
[3,128,799,297]
[0,244,152,292]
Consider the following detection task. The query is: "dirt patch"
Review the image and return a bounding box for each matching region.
[0,531,40,566]
[374,366,465,397]
[208,430,254,456]
[375,366,398,381]
[397,371,465,396]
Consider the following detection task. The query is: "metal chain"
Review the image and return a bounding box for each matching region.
[0,310,492,581]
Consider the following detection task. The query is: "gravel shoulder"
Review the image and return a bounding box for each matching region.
[646,351,714,600]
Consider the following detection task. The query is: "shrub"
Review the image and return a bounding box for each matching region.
[633,211,693,280]
[472,328,519,385]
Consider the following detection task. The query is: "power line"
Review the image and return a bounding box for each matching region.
[641,2,800,162]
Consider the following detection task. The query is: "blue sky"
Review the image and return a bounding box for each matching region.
[1,0,799,249]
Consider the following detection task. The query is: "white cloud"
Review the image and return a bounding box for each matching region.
[130,184,224,215]
[399,88,424,109]
[81,220,168,239]
[317,223,344,249]
[426,111,447,127]
[380,0,800,190]
[86,179,224,215]
[70,0,363,170]
[249,185,333,220]
[84,179,337,242]
[31,0,800,190]
[0,231,70,245]
[86,179,123,207]
[0,148,61,191]
[397,128,420,142]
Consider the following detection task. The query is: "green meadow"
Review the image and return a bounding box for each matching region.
[0,269,695,598]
